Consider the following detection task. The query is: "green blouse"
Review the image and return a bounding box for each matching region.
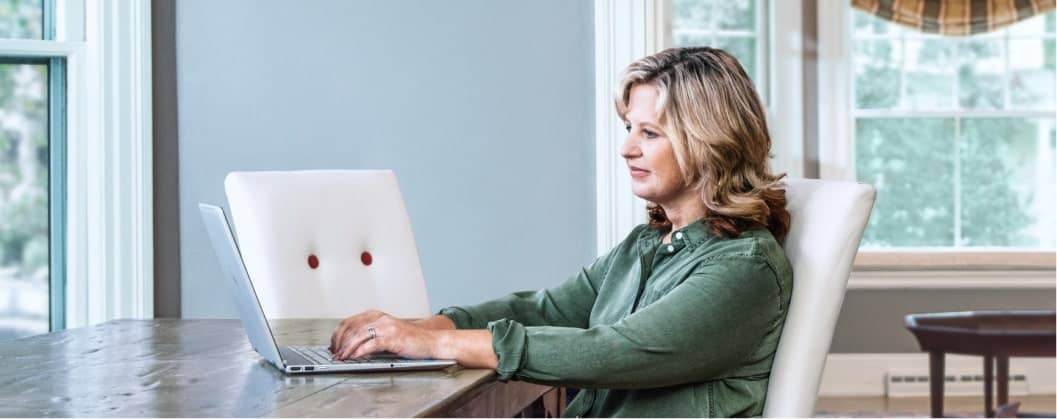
[439,219,793,417]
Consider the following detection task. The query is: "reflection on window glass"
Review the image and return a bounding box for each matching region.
[854,39,903,109]
[851,10,1057,112]
[958,38,1004,110]
[852,9,1057,249]
[904,39,955,109]
[0,63,49,341]
[1008,38,1056,109]
[712,37,756,82]
[671,0,764,98]
[960,118,1056,248]
[0,0,43,40]
[714,0,755,32]
[856,118,956,247]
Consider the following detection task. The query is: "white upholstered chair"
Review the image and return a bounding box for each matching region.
[223,170,432,319]
[762,178,877,417]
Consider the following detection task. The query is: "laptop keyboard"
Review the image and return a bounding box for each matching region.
[287,345,403,365]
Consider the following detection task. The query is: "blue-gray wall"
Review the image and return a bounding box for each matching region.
[168,0,1053,354]
[176,0,596,318]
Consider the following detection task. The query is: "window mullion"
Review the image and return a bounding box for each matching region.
[43,0,55,40]
[899,27,907,110]
[758,0,768,103]
[48,57,65,332]
[1003,28,1011,110]
[854,109,1055,118]
[953,115,962,248]
[952,40,960,110]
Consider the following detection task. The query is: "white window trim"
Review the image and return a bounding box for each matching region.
[0,0,154,328]
[594,0,661,255]
[817,0,854,183]
[817,0,1056,279]
[594,0,804,254]
[767,0,805,179]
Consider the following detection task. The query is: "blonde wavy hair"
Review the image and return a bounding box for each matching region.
[615,47,790,242]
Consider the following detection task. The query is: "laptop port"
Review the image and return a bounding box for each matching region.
[290,367,301,371]
[304,366,314,371]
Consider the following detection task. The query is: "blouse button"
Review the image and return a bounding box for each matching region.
[675,232,683,240]
[667,245,675,252]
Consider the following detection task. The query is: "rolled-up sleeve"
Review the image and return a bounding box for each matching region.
[485,256,781,388]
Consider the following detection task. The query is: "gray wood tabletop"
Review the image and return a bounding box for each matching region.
[0,319,549,417]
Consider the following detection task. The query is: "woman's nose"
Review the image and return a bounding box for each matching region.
[620,135,641,159]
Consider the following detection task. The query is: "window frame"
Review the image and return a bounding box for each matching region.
[0,55,65,334]
[668,0,771,104]
[666,0,807,182]
[594,0,804,255]
[0,0,153,331]
[818,0,1056,271]
[0,0,70,334]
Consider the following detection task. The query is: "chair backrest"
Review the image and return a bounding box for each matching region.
[762,178,877,417]
[224,170,431,319]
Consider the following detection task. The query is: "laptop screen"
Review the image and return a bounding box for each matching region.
[198,203,285,368]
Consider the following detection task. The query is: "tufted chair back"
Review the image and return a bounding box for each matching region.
[223,170,431,319]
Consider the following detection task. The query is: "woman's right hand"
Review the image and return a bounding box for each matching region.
[330,311,458,354]
[411,315,457,331]
[330,310,387,353]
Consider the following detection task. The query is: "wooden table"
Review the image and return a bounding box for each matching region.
[0,319,564,417]
[905,310,1056,418]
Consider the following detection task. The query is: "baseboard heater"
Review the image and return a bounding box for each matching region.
[885,369,1031,398]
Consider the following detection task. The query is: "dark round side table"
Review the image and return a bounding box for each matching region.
[905,310,1056,418]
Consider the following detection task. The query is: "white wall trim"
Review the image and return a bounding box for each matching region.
[816,0,854,181]
[769,0,805,179]
[0,1,150,329]
[65,0,154,327]
[594,0,660,255]
[820,353,1056,397]
[847,269,1057,290]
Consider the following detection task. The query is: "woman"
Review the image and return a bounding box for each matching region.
[329,47,793,418]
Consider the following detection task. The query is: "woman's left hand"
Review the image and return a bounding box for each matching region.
[332,314,440,361]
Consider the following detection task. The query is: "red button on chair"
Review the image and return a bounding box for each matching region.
[361,251,372,266]
[307,254,319,269]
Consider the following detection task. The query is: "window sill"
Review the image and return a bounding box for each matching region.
[846,251,1055,290]
[853,251,1056,271]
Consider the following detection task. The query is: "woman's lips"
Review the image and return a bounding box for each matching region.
[629,167,649,178]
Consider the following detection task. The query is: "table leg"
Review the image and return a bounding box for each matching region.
[929,351,944,418]
[996,356,1009,408]
[984,355,994,418]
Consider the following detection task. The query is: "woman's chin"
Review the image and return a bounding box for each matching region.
[630,187,656,202]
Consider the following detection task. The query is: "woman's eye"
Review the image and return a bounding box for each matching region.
[624,125,631,132]
[643,130,657,139]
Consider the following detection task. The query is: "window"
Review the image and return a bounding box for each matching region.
[851,10,1056,251]
[0,0,65,341]
[0,0,43,39]
[666,0,806,181]
[670,0,769,101]
[1,1,172,332]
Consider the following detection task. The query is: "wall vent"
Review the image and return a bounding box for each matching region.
[885,369,1030,398]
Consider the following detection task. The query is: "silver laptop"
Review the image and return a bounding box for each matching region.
[198,203,457,374]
